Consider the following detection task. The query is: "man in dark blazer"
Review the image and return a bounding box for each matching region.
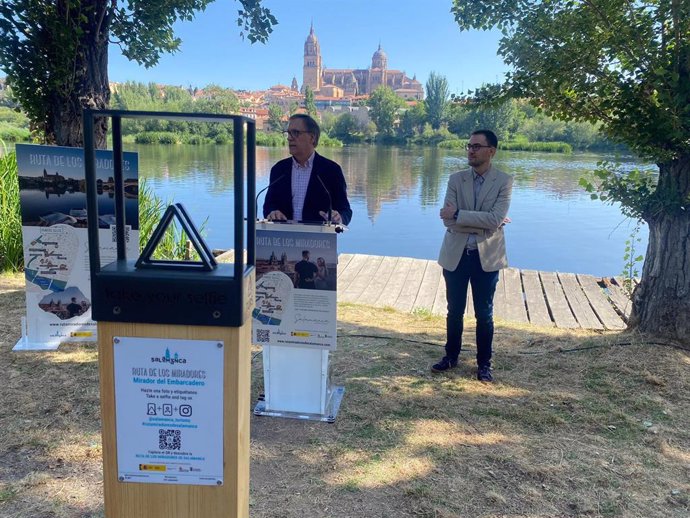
[263,114,352,225]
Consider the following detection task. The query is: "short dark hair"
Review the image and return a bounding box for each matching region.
[290,114,321,146]
[302,250,310,257]
[471,129,498,148]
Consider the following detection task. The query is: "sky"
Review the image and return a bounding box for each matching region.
[107,0,510,95]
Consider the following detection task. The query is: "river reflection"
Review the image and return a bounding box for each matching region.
[132,144,653,276]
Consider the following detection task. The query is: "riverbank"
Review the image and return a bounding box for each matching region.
[1,273,688,517]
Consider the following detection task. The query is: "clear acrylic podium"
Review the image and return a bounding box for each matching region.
[252,221,344,422]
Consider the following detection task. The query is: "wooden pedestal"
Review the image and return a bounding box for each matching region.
[98,319,251,518]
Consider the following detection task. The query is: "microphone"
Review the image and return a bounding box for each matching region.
[315,174,333,224]
[256,174,286,220]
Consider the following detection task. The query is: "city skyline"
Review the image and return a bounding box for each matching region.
[105,1,510,95]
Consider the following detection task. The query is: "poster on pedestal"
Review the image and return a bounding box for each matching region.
[113,336,224,486]
[14,144,139,350]
[252,223,338,351]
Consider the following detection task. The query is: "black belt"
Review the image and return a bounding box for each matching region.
[465,248,479,255]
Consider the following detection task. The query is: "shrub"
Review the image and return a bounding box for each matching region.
[0,148,23,271]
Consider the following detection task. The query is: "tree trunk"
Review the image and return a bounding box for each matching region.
[629,155,690,342]
[48,0,110,148]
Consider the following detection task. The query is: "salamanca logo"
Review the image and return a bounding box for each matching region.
[151,347,187,364]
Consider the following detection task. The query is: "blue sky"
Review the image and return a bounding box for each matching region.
[107,0,509,95]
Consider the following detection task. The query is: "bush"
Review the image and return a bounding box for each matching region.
[437,138,465,149]
[134,131,183,144]
[256,132,286,147]
[318,134,344,147]
[500,140,572,153]
[0,123,31,142]
[0,148,23,271]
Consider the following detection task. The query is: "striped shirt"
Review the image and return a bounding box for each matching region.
[291,152,315,221]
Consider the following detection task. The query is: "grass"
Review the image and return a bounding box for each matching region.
[1,274,689,517]
[0,148,22,272]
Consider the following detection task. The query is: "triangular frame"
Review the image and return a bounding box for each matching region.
[135,203,217,271]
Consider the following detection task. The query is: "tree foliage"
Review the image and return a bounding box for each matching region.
[367,86,405,137]
[452,0,690,165]
[0,0,277,146]
[304,86,317,119]
[452,1,690,340]
[424,72,449,130]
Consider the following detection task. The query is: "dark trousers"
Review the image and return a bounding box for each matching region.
[443,249,499,367]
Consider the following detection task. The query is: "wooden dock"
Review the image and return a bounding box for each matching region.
[336,253,633,330]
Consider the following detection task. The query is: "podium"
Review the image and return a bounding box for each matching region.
[84,110,256,518]
[252,221,344,422]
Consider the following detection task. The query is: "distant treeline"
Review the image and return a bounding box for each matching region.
[0,81,623,153]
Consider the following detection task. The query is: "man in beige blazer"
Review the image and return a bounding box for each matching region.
[433,129,513,382]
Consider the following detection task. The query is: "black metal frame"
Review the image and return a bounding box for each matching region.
[84,109,256,327]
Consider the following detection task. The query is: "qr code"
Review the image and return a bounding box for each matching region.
[159,429,181,451]
[256,329,270,343]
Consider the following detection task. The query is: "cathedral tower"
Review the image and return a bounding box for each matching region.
[302,23,322,93]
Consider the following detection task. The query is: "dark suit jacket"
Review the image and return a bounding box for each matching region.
[262,152,353,225]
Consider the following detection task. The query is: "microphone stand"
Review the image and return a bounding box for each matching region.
[255,174,286,221]
[315,174,333,226]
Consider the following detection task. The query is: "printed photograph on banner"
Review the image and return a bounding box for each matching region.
[16,144,139,229]
[253,226,338,350]
[255,230,338,291]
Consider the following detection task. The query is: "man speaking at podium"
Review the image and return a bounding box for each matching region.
[263,114,352,225]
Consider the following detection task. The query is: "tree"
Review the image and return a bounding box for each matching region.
[425,72,449,130]
[304,86,318,119]
[0,0,276,148]
[367,86,405,138]
[267,104,285,132]
[452,1,690,341]
[399,102,427,138]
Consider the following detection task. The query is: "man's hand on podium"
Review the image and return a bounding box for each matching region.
[266,210,288,221]
[320,210,342,224]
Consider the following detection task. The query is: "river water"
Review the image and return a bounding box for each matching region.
[134,144,652,277]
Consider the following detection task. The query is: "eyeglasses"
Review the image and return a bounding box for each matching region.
[283,129,311,138]
[466,143,494,151]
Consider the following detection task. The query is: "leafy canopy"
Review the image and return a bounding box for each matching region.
[452,0,690,162]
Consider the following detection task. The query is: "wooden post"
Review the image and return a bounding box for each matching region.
[98,315,252,518]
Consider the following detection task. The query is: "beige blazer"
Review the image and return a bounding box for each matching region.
[438,166,513,272]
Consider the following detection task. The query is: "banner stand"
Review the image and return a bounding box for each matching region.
[251,221,344,423]
[13,317,61,351]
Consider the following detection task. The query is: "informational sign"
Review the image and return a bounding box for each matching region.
[14,144,139,350]
[113,336,224,486]
[252,223,338,350]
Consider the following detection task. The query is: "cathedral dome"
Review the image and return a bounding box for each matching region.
[371,44,387,69]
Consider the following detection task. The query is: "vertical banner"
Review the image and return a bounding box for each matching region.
[252,223,338,350]
[14,144,139,350]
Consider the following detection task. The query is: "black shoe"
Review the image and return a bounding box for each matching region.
[431,356,458,373]
[477,365,493,382]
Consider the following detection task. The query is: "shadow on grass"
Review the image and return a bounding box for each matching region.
[1,279,688,518]
[249,304,690,517]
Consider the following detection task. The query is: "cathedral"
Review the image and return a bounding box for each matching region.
[302,25,424,100]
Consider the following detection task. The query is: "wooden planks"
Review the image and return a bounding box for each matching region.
[334,254,632,331]
[376,257,414,308]
[412,260,442,312]
[558,272,604,330]
[340,255,384,303]
[539,271,579,328]
[577,274,626,330]
[522,269,553,327]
